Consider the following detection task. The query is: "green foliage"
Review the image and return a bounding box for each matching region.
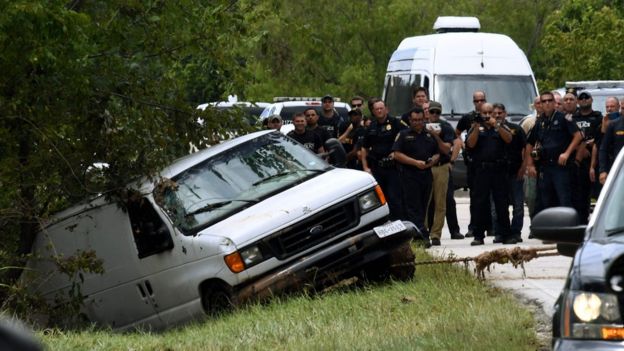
[241,0,560,101]
[537,0,624,90]
[0,0,253,310]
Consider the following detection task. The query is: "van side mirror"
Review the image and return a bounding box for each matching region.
[530,207,585,257]
[324,138,347,168]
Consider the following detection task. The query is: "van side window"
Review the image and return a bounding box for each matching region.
[127,197,174,259]
[384,74,422,116]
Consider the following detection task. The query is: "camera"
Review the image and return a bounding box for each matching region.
[530,147,541,161]
[473,115,485,124]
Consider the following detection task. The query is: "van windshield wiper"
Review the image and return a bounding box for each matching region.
[185,199,258,217]
[606,226,624,237]
[251,169,324,186]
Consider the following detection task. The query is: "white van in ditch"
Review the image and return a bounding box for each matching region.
[383,16,539,123]
[25,130,416,330]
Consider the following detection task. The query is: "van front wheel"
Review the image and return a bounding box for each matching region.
[388,242,415,281]
[202,284,234,316]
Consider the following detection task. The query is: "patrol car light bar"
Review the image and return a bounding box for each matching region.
[273,97,342,102]
[565,81,624,90]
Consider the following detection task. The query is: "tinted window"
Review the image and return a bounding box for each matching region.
[384,74,422,117]
[435,75,537,120]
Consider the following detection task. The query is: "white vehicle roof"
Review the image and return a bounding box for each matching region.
[389,32,533,76]
[259,100,351,120]
[196,101,270,110]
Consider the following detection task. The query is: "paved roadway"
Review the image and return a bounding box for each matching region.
[429,191,572,319]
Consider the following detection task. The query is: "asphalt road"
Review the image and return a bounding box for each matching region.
[429,190,572,322]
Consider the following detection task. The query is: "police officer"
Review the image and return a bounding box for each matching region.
[456,90,488,237]
[339,109,366,169]
[466,103,515,245]
[526,92,582,213]
[423,101,460,245]
[287,113,325,154]
[318,95,347,139]
[361,98,407,220]
[493,103,526,242]
[598,115,624,184]
[393,106,441,246]
[571,91,602,224]
[304,107,331,145]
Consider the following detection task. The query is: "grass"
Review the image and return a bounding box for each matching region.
[39,246,539,351]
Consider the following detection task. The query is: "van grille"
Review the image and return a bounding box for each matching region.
[265,200,358,259]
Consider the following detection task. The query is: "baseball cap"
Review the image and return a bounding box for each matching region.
[428,101,442,112]
[269,114,282,122]
[578,91,592,99]
[322,95,334,102]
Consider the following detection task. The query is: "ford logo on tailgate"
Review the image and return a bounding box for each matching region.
[309,225,324,235]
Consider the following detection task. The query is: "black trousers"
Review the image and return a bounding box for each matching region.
[571,159,591,224]
[445,168,460,234]
[470,165,510,241]
[399,168,432,238]
[371,165,404,220]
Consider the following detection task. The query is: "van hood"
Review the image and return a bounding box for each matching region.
[196,168,376,246]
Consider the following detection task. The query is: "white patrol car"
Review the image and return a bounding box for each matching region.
[260,97,351,134]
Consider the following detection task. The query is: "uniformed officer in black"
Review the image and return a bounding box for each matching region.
[599,116,624,184]
[287,113,325,154]
[465,103,514,245]
[456,90,488,237]
[570,91,602,224]
[526,92,582,213]
[393,106,441,245]
[340,109,366,169]
[361,98,407,220]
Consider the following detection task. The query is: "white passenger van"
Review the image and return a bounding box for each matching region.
[383,16,539,124]
[25,130,416,330]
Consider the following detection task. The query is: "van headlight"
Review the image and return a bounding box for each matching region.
[562,290,624,340]
[240,246,264,267]
[224,245,269,273]
[358,186,386,214]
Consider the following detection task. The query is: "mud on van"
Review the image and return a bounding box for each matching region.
[24,130,417,330]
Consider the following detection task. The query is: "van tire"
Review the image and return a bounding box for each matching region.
[201,284,234,316]
[388,242,415,281]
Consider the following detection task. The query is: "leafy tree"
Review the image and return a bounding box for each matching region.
[0,0,252,305]
[536,0,624,90]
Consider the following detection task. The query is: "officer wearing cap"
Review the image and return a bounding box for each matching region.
[424,101,461,245]
[339,109,366,169]
[361,98,407,220]
[318,95,346,139]
[526,91,582,213]
[465,103,514,245]
[267,114,283,131]
[570,91,602,224]
[393,106,442,246]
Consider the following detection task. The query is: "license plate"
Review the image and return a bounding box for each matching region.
[374,220,406,238]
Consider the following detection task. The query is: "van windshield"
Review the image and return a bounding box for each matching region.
[160,132,329,234]
[435,75,537,119]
